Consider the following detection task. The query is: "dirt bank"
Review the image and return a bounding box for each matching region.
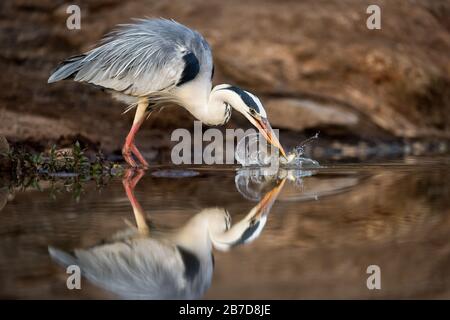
[0,0,449,159]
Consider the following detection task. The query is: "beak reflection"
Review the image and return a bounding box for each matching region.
[252,116,287,158]
[252,178,286,220]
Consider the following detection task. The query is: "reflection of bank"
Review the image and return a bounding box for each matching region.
[49,169,285,300]
[0,186,9,213]
[0,181,14,214]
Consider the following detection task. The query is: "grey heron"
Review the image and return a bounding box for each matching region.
[48,18,286,167]
[48,169,286,299]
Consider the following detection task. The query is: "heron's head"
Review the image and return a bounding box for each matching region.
[207,178,286,251]
[212,84,286,157]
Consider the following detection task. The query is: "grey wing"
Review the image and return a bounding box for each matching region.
[48,19,212,97]
[50,240,187,299]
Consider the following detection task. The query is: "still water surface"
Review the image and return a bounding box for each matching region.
[0,157,449,299]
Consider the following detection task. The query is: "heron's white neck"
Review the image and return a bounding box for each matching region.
[171,205,267,254]
[170,208,223,256]
[175,83,234,126]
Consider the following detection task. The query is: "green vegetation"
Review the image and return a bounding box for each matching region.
[4,141,123,177]
[0,139,125,201]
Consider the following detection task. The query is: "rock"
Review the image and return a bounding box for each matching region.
[265,98,359,132]
[208,1,450,139]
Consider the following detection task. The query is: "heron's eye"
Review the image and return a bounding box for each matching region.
[249,108,257,116]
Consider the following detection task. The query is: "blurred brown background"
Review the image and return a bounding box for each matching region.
[0,0,449,159]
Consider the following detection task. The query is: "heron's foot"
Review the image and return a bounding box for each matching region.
[122,143,149,168]
[122,145,138,168]
[131,144,149,168]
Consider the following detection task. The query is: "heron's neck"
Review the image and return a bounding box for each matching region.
[171,210,215,256]
[171,206,265,253]
[178,83,232,126]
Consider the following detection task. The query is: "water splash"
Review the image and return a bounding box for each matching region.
[235,133,271,166]
[235,132,320,168]
[235,167,315,201]
[293,132,320,157]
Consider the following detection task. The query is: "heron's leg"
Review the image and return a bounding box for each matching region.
[122,168,149,236]
[123,128,138,168]
[130,144,149,167]
[122,100,149,168]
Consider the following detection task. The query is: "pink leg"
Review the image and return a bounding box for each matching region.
[122,120,145,168]
[131,144,149,168]
[122,100,150,168]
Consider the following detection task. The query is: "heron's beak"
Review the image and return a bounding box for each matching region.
[250,117,287,158]
[252,178,286,220]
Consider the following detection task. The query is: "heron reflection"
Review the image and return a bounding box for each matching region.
[49,169,286,299]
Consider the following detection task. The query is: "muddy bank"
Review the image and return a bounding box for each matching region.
[0,0,449,160]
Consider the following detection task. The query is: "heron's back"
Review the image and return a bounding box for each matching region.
[48,19,213,98]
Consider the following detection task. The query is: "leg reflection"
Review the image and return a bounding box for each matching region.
[122,169,149,236]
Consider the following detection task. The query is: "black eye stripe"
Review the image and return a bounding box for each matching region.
[220,86,260,113]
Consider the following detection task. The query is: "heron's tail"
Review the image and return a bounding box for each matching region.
[48,246,78,267]
[48,54,86,83]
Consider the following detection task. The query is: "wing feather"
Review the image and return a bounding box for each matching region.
[50,19,213,97]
